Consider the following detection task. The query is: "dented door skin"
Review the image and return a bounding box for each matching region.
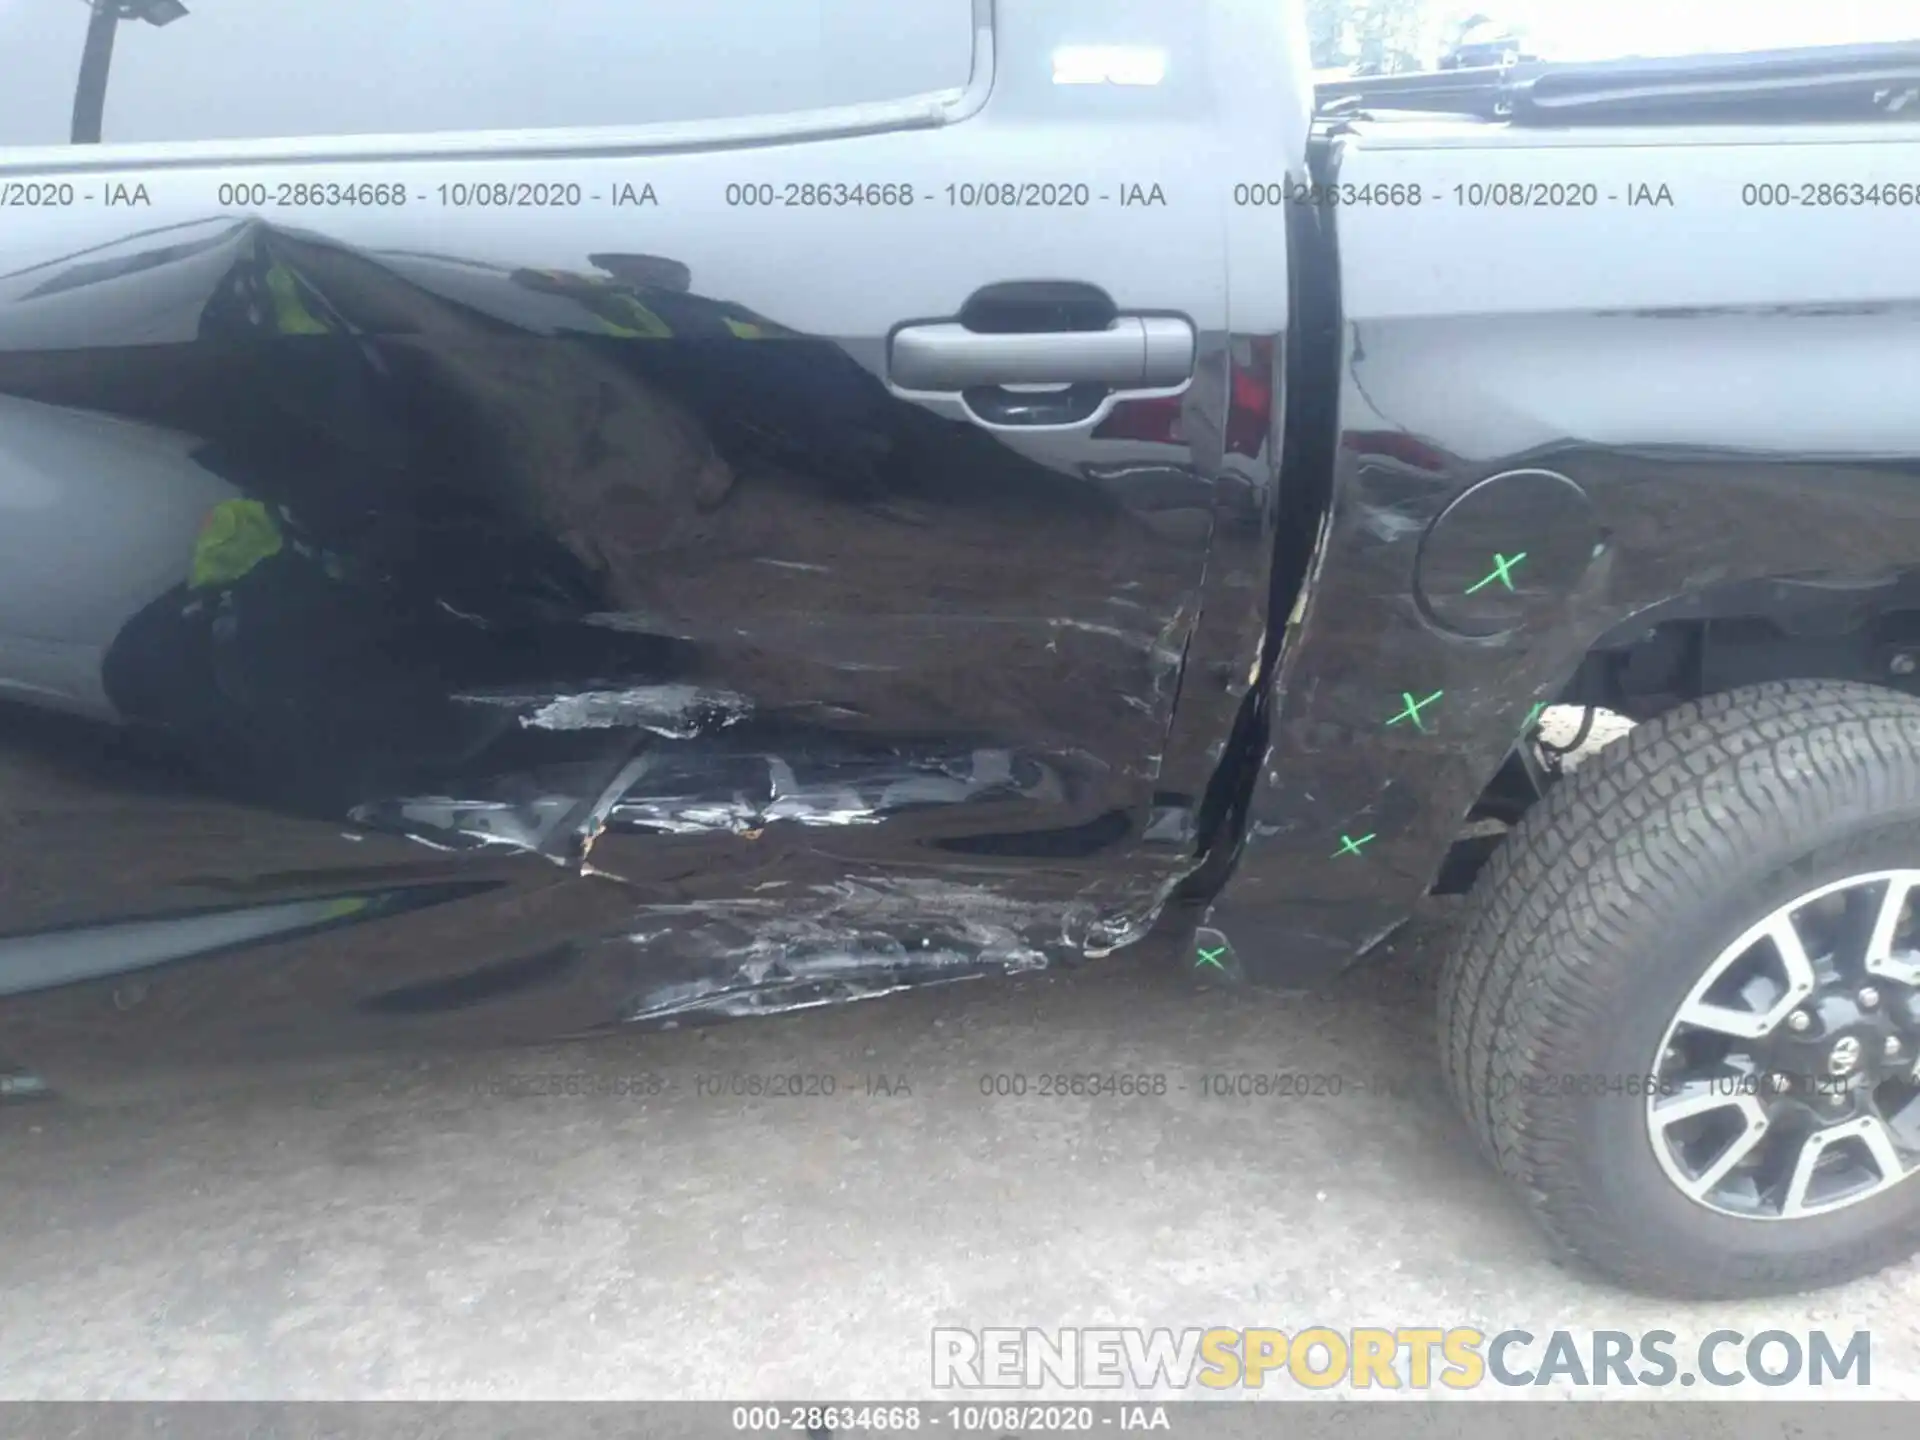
[0,0,1287,1075]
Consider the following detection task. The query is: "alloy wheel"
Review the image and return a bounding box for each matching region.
[1647,870,1920,1219]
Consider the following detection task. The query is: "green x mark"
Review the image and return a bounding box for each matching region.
[1334,832,1377,858]
[1386,690,1444,732]
[1523,701,1546,730]
[1465,551,1528,595]
[1196,945,1229,971]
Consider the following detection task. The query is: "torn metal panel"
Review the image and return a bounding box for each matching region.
[454,683,752,737]
[602,745,1062,839]
[0,201,1268,1076]
[604,878,1056,1027]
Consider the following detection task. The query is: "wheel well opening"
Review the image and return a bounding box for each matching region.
[1434,568,1920,896]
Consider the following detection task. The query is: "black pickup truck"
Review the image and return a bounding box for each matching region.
[2,0,1919,1300]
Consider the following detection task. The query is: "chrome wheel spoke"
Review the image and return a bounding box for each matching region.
[1677,998,1778,1039]
[1779,1117,1910,1217]
[1674,911,1817,1039]
[1650,1081,1770,1202]
[1780,1130,1828,1218]
[1766,910,1820,995]
[1866,874,1920,986]
[1858,1114,1909,1181]
[1652,1080,1759,1127]
[1681,1112,1771,1200]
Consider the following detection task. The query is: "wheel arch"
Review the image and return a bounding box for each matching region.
[1440,564,1920,895]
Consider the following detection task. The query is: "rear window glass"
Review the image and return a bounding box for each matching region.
[0,0,979,148]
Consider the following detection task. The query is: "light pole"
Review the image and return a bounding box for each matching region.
[71,0,190,145]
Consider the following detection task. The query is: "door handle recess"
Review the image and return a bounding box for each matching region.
[889,317,1194,392]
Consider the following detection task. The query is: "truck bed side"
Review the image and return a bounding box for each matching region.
[1207,112,1920,984]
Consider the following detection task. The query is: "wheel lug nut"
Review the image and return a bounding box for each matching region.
[1860,986,1882,1009]
[1788,1010,1812,1032]
[1768,1072,1792,1094]
[1886,1035,1903,1059]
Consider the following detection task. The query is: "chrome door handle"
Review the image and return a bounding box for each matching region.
[889,317,1194,392]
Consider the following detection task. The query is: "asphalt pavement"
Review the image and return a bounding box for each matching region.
[3,905,1916,1401]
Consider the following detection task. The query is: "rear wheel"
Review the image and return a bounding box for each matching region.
[1438,680,1920,1297]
